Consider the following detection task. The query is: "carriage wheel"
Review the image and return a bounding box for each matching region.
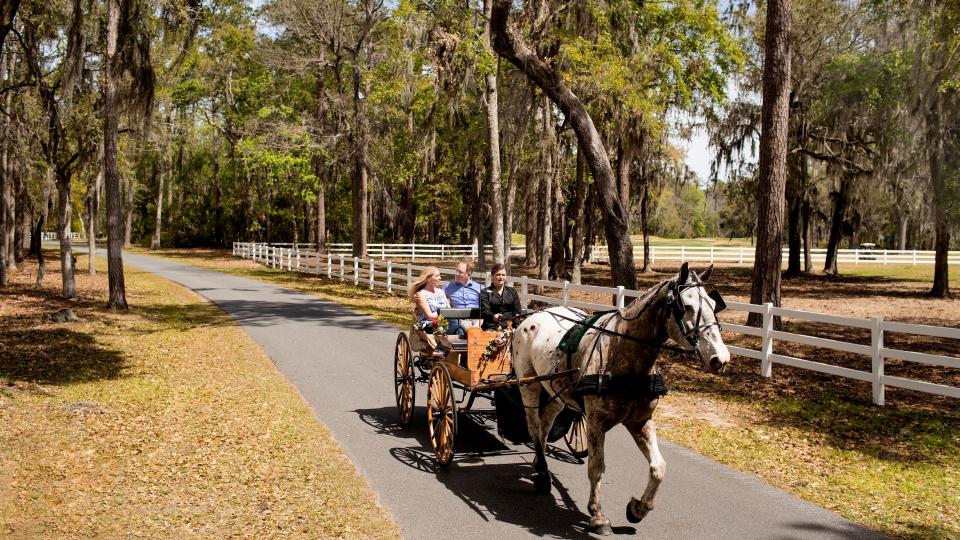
[564,410,589,458]
[394,333,416,426]
[427,363,457,466]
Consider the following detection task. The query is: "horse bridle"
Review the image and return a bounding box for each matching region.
[666,280,726,349]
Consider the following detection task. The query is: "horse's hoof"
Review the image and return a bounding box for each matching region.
[588,518,613,536]
[626,497,649,523]
[534,473,551,494]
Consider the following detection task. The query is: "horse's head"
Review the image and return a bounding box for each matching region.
[664,263,730,374]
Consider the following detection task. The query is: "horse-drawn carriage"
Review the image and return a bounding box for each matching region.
[392,307,588,465]
[392,264,731,534]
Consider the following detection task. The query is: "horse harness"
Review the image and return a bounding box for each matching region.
[549,279,727,402]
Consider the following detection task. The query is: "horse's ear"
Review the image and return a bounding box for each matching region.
[678,262,689,284]
[700,264,714,282]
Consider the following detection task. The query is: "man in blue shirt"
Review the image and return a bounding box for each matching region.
[443,259,482,337]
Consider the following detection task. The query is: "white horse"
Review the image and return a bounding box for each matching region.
[511,263,730,535]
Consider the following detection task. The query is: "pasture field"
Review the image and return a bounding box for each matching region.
[138,247,960,539]
[0,254,399,538]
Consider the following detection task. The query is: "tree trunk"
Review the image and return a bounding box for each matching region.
[640,176,653,273]
[927,104,950,297]
[151,151,164,250]
[1,47,13,273]
[351,63,368,258]
[14,172,25,264]
[87,158,101,274]
[802,197,813,273]
[56,172,75,298]
[897,213,908,251]
[616,139,632,234]
[823,175,850,275]
[538,95,553,281]
[316,184,326,251]
[747,0,791,328]
[571,147,587,284]
[123,174,134,248]
[525,173,538,267]
[104,0,127,309]
[490,2,636,289]
[483,0,504,266]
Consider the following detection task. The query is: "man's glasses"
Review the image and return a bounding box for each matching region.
[455,270,468,275]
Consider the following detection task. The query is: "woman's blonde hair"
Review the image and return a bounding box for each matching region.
[409,266,440,302]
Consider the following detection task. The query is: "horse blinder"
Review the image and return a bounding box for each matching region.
[708,289,726,313]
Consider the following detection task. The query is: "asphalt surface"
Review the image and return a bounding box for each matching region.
[119,251,887,540]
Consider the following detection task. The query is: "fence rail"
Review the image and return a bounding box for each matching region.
[33,232,84,241]
[590,244,960,266]
[233,242,960,406]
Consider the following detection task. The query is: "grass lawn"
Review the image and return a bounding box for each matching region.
[135,247,960,539]
[0,253,399,538]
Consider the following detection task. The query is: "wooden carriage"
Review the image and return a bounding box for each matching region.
[393,308,587,466]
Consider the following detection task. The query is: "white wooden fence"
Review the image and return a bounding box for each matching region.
[591,245,960,266]
[233,242,960,406]
[35,231,83,241]
[261,242,507,260]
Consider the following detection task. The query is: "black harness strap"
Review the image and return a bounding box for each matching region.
[572,373,668,399]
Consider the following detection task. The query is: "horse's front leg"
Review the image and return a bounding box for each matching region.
[625,418,666,523]
[586,413,613,535]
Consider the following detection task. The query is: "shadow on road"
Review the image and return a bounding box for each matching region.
[356,406,622,538]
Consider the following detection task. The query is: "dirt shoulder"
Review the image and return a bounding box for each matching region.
[0,254,399,538]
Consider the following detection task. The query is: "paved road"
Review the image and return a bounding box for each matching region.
[121,252,886,539]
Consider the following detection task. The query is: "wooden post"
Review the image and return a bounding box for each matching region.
[760,303,774,377]
[616,286,625,310]
[327,253,333,278]
[354,258,360,285]
[406,263,412,287]
[485,271,491,286]
[412,244,416,262]
[562,280,570,307]
[369,259,375,290]
[339,254,345,281]
[387,261,393,293]
[521,275,529,309]
[871,317,885,406]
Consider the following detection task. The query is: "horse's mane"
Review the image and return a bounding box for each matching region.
[624,278,672,316]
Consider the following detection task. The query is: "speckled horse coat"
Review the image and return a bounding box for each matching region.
[510,264,730,535]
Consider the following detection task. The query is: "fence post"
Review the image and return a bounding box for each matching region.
[562,281,570,307]
[472,241,478,259]
[354,258,360,286]
[871,317,885,406]
[406,263,412,288]
[616,286,625,310]
[412,244,416,262]
[739,247,744,265]
[882,250,887,265]
[387,261,393,293]
[441,245,445,259]
[855,249,860,265]
[327,253,332,278]
[651,246,655,265]
[339,254,345,281]
[485,271,491,287]
[521,275,529,309]
[369,259,375,290]
[314,251,320,275]
[296,250,301,272]
[912,250,917,265]
[710,247,714,264]
[760,303,774,378]
[680,245,685,262]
